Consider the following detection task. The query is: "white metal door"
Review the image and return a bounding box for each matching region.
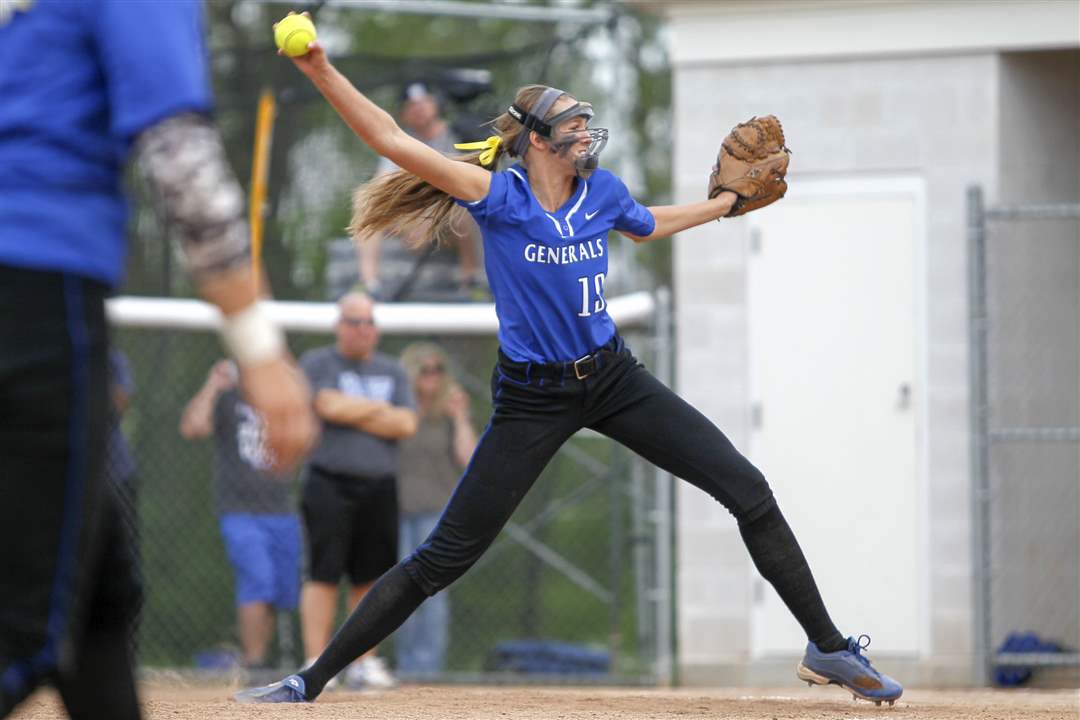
[747,178,925,657]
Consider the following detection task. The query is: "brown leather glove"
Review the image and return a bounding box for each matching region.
[708,115,791,217]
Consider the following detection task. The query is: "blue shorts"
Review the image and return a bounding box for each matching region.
[219,513,302,609]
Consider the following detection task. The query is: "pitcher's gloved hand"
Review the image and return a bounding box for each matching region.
[708,115,791,217]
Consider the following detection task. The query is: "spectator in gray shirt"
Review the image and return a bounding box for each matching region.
[299,291,418,689]
[180,360,302,669]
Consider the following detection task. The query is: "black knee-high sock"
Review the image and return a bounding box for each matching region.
[739,504,847,653]
[299,563,427,698]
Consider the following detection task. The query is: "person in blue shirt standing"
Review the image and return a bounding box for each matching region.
[0,3,317,718]
[238,15,901,708]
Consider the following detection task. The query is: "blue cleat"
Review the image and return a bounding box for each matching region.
[234,674,310,704]
[797,635,903,706]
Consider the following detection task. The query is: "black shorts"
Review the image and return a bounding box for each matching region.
[301,466,399,586]
[0,265,141,707]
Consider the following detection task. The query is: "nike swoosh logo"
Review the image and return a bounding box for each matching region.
[585,210,599,221]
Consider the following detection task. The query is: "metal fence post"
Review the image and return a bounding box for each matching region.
[652,286,675,685]
[967,185,992,686]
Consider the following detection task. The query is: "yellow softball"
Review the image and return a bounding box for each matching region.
[274,14,317,58]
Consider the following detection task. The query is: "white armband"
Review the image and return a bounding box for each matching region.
[220,302,286,367]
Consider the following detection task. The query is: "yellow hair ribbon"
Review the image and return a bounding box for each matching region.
[454,135,502,167]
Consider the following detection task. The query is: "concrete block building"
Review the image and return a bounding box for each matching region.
[660,0,1079,687]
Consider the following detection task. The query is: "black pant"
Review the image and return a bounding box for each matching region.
[403,335,774,595]
[0,265,141,719]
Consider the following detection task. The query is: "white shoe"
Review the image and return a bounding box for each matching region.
[345,656,397,690]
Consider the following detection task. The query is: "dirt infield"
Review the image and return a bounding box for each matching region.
[10,686,1080,720]
[11,682,1079,720]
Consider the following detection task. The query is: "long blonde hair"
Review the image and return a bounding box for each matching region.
[400,341,456,418]
[348,85,570,249]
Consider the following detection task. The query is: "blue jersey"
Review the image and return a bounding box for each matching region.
[459,164,655,363]
[0,0,213,286]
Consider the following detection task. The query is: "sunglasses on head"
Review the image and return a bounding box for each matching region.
[340,316,375,327]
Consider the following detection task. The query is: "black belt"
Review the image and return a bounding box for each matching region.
[498,334,623,383]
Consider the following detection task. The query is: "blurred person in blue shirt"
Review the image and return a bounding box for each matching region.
[0,2,316,718]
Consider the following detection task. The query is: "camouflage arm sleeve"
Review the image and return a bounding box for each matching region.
[133,113,251,278]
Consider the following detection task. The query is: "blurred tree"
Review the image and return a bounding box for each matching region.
[121,1,671,301]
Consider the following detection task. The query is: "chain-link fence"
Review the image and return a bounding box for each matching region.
[967,187,1080,686]
[104,294,672,685]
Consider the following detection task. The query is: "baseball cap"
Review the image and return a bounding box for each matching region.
[401,82,434,104]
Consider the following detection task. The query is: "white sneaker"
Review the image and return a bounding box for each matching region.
[345,656,397,690]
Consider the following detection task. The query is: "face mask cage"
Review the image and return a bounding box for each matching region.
[507,87,610,176]
[550,127,608,178]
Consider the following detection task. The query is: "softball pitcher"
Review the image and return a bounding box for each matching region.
[238,13,901,708]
